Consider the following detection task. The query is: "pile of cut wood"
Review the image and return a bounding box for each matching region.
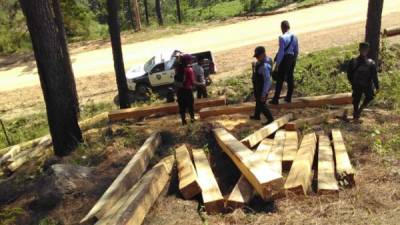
[176,114,355,214]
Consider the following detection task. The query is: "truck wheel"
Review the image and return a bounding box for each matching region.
[136,83,149,96]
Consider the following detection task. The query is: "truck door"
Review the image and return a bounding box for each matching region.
[149,62,175,87]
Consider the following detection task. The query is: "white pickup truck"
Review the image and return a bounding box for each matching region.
[126,50,216,94]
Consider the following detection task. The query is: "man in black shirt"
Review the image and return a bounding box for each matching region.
[347,42,380,121]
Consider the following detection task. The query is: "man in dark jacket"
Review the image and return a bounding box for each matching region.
[347,42,380,121]
[251,46,274,125]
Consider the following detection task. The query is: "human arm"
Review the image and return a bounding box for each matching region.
[293,36,299,58]
[346,59,354,84]
[261,63,272,100]
[370,61,379,90]
[275,36,285,67]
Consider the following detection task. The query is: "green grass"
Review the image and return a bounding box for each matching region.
[0,207,25,225]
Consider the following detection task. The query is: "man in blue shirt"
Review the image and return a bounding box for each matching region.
[270,20,299,104]
[251,46,274,125]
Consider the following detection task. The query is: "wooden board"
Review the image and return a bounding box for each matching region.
[109,97,226,121]
[331,129,355,187]
[214,128,283,200]
[192,149,224,214]
[96,155,175,225]
[241,114,293,148]
[226,139,274,209]
[318,135,339,194]
[175,145,201,199]
[285,109,347,131]
[282,131,299,170]
[199,103,254,119]
[199,93,352,119]
[384,26,400,37]
[267,130,285,175]
[81,132,162,223]
[284,133,317,195]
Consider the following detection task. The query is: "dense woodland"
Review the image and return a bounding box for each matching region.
[0,0,313,54]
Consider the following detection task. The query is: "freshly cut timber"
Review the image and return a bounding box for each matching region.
[199,103,254,119]
[81,132,162,223]
[241,114,293,148]
[5,145,52,173]
[284,133,317,195]
[95,155,174,225]
[267,130,286,175]
[175,145,201,199]
[192,149,224,214]
[285,109,348,131]
[384,26,400,37]
[318,135,339,194]
[226,139,274,209]
[199,93,352,119]
[214,128,283,200]
[331,129,355,186]
[270,93,352,109]
[282,131,299,170]
[109,97,226,121]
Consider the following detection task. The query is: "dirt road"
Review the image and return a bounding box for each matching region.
[1,0,400,92]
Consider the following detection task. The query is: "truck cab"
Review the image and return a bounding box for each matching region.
[126,50,215,95]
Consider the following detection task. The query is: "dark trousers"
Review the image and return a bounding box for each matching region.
[254,96,274,122]
[196,85,208,99]
[352,85,374,118]
[177,88,194,124]
[272,55,296,102]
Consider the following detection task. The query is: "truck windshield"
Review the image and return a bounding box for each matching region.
[144,57,155,72]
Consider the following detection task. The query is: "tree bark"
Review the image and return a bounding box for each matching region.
[143,0,149,25]
[365,0,384,62]
[176,0,182,23]
[155,0,163,26]
[19,0,82,156]
[106,0,130,109]
[131,0,142,31]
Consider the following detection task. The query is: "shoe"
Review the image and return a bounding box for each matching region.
[284,98,291,103]
[182,120,187,125]
[249,115,261,120]
[269,100,279,105]
[190,118,196,123]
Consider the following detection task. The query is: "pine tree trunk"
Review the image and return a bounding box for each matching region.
[365,0,384,62]
[155,0,163,26]
[144,0,150,25]
[131,0,142,31]
[176,0,182,23]
[19,0,82,156]
[107,0,130,109]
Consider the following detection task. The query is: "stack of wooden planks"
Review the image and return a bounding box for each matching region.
[199,93,352,119]
[81,132,175,225]
[109,97,226,121]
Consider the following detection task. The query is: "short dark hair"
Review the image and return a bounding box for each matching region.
[359,42,370,50]
[281,20,290,30]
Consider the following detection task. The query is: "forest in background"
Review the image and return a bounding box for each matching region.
[0,0,318,54]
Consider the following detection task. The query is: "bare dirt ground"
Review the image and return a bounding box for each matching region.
[1,14,399,120]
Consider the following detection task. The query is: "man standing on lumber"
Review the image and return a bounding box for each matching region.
[347,42,380,122]
[270,20,299,105]
[250,46,274,125]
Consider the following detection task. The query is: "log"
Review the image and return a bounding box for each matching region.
[96,155,174,225]
[318,135,339,194]
[241,114,293,148]
[284,133,317,195]
[80,132,162,223]
[331,129,355,187]
[192,149,224,214]
[0,112,109,160]
[282,131,299,170]
[214,128,283,200]
[199,103,254,119]
[109,97,226,121]
[6,145,52,172]
[384,26,400,37]
[199,93,352,119]
[226,139,274,209]
[285,109,348,131]
[175,145,201,199]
